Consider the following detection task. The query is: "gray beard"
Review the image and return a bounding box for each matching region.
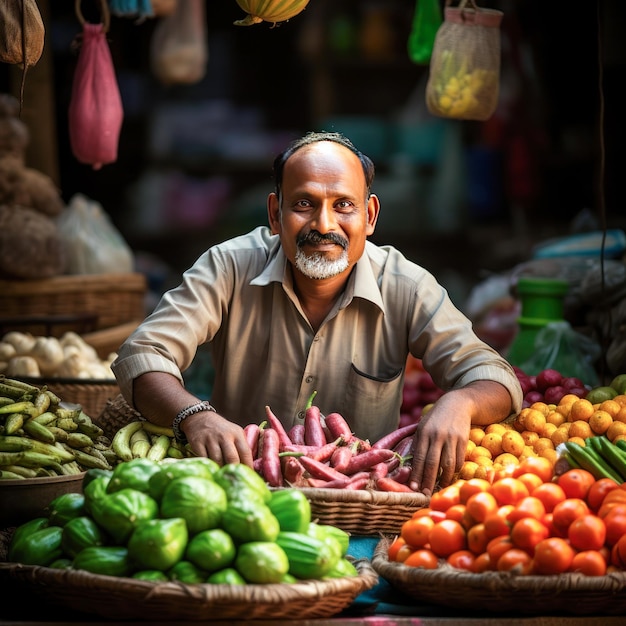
[294,248,349,280]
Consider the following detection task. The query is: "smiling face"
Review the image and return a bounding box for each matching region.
[267,140,379,285]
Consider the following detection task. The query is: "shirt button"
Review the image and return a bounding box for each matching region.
[305,376,314,383]
[313,336,320,342]
[297,411,305,420]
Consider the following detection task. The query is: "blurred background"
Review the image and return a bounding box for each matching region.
[1,0,625,377]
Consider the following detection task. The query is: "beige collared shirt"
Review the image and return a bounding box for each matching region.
[112,226,522,443]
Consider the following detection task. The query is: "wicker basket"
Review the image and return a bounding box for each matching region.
[372,535,626,616]
[0,273,147,332]
[20,376,120,421]
[280,487,429,536]
[0,528,378,621]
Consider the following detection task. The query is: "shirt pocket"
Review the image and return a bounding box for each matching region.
[340,364,404,444]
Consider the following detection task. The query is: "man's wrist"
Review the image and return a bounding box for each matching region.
[172,401,216,443]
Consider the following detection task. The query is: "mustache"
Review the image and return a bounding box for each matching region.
[297,231,348,249]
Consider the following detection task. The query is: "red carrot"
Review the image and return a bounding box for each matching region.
[287,423,305,445]
[299,455,349,482]
[282,456,305,486]
[324,412,353,441]
[280,438,342,463]
[330,445,354,473]
[306,471,370,490]
[376,476,415,493]
[371,422,419,450]
[304,405,327,447]
[345,475,370,490]
[370,461,389,482]
[243,423,260,457]
[343,448,396,475]
[264,405,293,450]
[261,427,283,487]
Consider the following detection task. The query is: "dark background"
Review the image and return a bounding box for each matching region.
[2,0,625,294]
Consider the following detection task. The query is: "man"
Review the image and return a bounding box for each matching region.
[112,131,522,495]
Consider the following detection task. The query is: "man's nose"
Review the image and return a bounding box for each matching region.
[311,204,334,233]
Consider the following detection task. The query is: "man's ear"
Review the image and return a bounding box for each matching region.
[365,193,380,236]
[267,192,280,234]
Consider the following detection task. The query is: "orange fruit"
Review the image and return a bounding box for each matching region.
[588,410,613,435]
[522,409,546,434]
[501,430,525,457]
[606,420,626,442]
[481,432,504,457]
[568,420,593,440]
[469,427,486,446]
[599,399,622,418]
[568,399,594,423]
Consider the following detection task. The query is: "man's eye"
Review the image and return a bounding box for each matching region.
[336,201,354,211]
[294,200,312,209]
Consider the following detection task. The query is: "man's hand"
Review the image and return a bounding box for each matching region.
[182,411,255,467]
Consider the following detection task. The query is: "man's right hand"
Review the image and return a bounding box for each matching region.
[182,411,255,467]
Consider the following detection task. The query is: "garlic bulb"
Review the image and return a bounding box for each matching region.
[30,336,65,376]
[6,355,41,377]
[2,331,36,355]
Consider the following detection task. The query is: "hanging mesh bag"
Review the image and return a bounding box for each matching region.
[426,0,503,121]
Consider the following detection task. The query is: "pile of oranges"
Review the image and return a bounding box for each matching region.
[388,456,626,576]
[460,394,626,481]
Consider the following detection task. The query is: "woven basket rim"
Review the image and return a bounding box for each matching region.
[372,536,626,615]
[275,486,429,507]
[17,376,118,386]
[0,554,378,620]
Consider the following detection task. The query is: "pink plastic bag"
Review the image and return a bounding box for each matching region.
[68,22,123,170]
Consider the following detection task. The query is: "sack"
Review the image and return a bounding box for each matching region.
[0,0,45,67]
[519,321,601,388]
[425,0,502,121]
[150,0,208,85]
[407,0,442,65]
[56,194,134,275]
[68,2,124,170]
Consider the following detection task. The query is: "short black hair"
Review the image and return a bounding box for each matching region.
[272,131,375,197]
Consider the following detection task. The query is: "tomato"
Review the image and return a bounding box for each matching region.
[603,507,626,546]
[532,537,575,574]
[483,505,514,539]
[531,482,566,513]
[507,496,546,524]
[557,469,596,500]
[585,477,620,512]
[412,508,446,523]
[567,514,606,551]
[429,484,461,512]
[403,548,439,569]
[570,550,607,576]
[486,535,514,565]
[428,519,467,557]
[490,477,530,506]
[471,551,494,573]
[551,498,590,535]
[600,489,626,508]
[445,503,468,524]
[465,491,498,524]
[446,549,476,571]
[612,534,626,568]
[395,544,415,563]
[513,456,554,483]
[510,517,549,554]
[387,536,407,561]
[458,478,491,504]
[597,501,626,520]
[515,472,544,494]
[401,516,435,549]
[467,522,489,555]
[496,548,533,574]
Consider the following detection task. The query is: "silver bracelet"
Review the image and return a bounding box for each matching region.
[172,401,216,443]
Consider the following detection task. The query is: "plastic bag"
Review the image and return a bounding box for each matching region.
[425,0,502,121]
[57,194,134,275]
[68,3,124,170]
[518,321,601,387]
[150,0,208,85]
[407,0,442,65]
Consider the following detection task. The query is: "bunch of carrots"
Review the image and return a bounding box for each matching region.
[244,394,417,492]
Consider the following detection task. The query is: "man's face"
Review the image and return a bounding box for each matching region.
[268,141,379,282]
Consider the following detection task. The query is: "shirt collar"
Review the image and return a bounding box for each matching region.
[250,240,385,314]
